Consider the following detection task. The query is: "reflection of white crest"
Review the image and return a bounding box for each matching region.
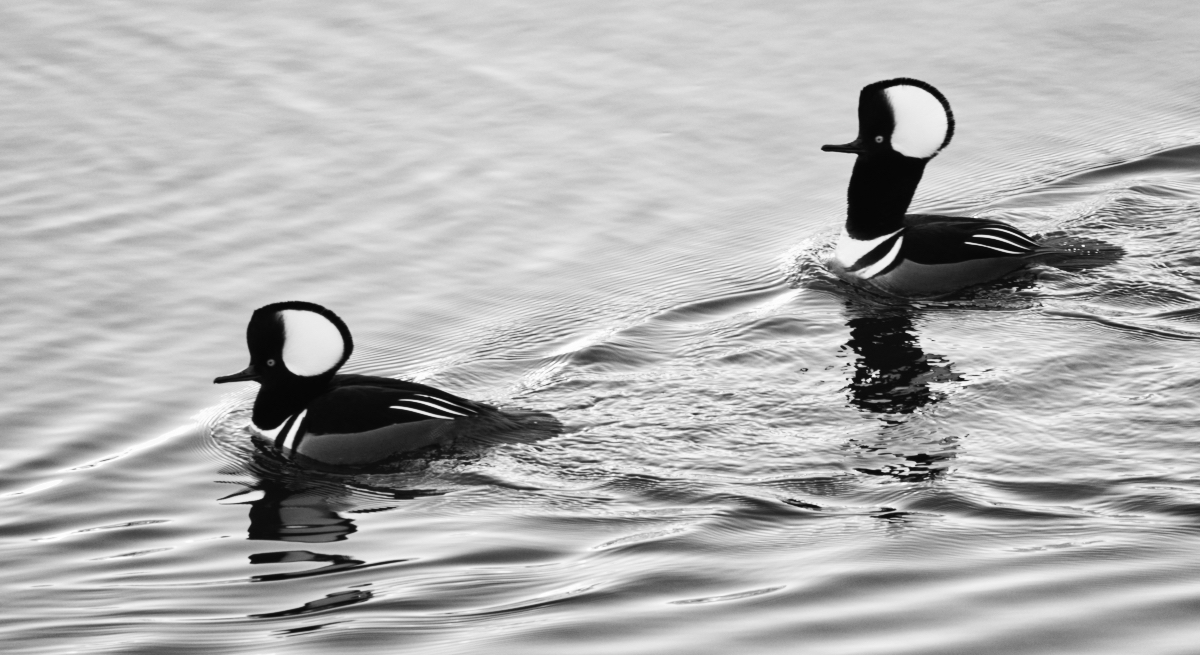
[280,310,345,376]
[885,85,949,159]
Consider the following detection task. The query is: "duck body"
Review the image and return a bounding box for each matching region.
[216,301,494,469]
[824,78,1120,298]
[255,374,493,467]
[832,213,1058,298]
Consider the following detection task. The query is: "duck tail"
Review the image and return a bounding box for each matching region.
[1028,235,1125,271]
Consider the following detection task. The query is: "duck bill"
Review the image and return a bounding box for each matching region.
[821,138,865,154]
[214,364,260,384]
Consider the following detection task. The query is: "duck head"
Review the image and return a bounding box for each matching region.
[822,77,954,160]
[215,301,353,429]
[822,78,956,238]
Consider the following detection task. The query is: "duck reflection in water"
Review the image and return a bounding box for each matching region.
[239,484,381,620]
[212,401,563,541]
[844,308,961,414]
[212,406,563,589]
[243,476,440,544]
[248,481,357,543]
[214,454,435,593]
[220,446,442,544]
[842,303,963,481]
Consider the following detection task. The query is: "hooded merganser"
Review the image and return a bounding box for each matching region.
[823,77,1121,298]
[214,301,493,468]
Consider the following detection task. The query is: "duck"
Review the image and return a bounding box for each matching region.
[823,77,1121,298]
[214,300,495,468]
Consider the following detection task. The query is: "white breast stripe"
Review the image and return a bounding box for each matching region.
[254,420,287,442]
[857,236,905,278]
[390,405,455,420]
[972,233,1033,251]
[398,399,467,417]
[414,394,475,414]
[835,228,903,270]
[966,241,1023,255]
[281,409,308,452]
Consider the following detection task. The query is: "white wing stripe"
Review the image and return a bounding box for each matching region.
[390,405,456,420]
[965,241,1023,255]
[857,236,905,279]
[395,399,467,417]
[972,234,1033,251]
[976,227,1038,246]
[414,394,475,414]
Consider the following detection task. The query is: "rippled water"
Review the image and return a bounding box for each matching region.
[5,2,1200,653]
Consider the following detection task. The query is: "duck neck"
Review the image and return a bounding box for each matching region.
[843,153,928,240]
[252,375,331,430]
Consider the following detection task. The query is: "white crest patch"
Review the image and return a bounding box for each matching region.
[280,310,345,377]
[885,85,948,159]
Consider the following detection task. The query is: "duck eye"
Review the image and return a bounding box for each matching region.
[874,135,884,144]
[266,359,276,367]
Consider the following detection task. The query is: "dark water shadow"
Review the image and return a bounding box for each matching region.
[840,300,965,482]
[212,405,561,537]
[213,408,564,541]
[207,407,563,608]
[216,455,427,623]
[235,462,442,544]
[842,305,962,415]
[846,425,962,483]
[250,589,374,619]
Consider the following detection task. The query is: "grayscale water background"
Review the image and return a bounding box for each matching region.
[4,2,1200,653]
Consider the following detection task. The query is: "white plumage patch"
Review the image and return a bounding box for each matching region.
[835,227,903,270]
[390,404,455,420]
[390,394,477,420]
[403,399,467,416]
[280,309,346,377]
[252,419,288,441]
[885,85,949,159]
[973,234,1028,249]
[965,241,1023,255]
[966,226,1038,255]
[280,409,308,452]
[857,236,905,278]
[415,394,475,414]
[977,226,1038,247]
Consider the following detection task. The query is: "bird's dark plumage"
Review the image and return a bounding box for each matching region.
[216,301,495,468]
[824,78,1122,298]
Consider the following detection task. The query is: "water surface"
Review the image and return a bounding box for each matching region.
[4,2,1200,653]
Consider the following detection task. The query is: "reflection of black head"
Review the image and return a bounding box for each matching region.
[844,312,959,414]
